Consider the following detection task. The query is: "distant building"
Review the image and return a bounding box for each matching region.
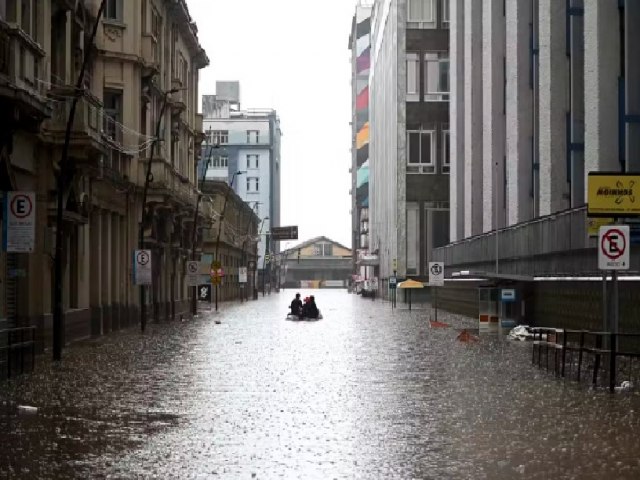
[200,82,282,274]
[369,0,451,283]
[349,1,373,282]
[279,237,352,289]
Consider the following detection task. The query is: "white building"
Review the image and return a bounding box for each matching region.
[200,82,282,265]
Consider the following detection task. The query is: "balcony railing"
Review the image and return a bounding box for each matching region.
[141,34,160,71]
[142,158,197,206]
[0,20,48,109]
[44,87,103,147]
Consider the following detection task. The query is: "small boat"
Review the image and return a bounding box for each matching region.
[286,310,323,321]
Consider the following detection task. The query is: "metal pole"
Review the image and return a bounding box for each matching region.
[435,287,438,322]
[495,160,499,274]
[52,0,107,361]
[262,232,270,297]
[602,273,608,333]
[612,270,619,334]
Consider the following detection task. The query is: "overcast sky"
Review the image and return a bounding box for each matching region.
[188,0,358,249]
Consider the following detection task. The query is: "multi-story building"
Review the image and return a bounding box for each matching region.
[348,1,373,282]
[369,0,450,283]
[0,0,208,348]
[200,82,282,283]
[437,0,640,330]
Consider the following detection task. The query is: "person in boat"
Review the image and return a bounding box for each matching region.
[304,295,319,319]
[290,293,303,318]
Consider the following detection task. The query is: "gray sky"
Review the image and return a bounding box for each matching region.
[188,0,358,249]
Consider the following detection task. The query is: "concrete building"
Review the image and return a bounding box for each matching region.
[369,0,450,284]
[0,0,208,348]
[349,1,373,282]
[200,83,282,280]
[437,0,640,330]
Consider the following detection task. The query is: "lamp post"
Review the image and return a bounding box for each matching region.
[256,216,269,299]
[213,170,245,311]
[190,130,218,317]
[138,87,185,333]
[240,202,260,302]
[52,0,107,361]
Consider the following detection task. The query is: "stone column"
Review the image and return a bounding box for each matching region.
[506,0,534,225]
[90,209,102,336]
[482,0,506,231]
[111,213,120,331]
[450,0,465,241]
[584,0,620,194]
[101,211,112,333]
[463,0,483,237]
[539,0,569,216]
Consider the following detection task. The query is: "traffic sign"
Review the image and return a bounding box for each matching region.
[2,191,36,253]
[598,226,630,270]
[133,249,152,285]
[239,267,248,283]
[389,276,397,289]
[429,262,445,287]
[198,284,212,302]
[186,261,200,286]
[248,260,257,271]
[270,226,298,241]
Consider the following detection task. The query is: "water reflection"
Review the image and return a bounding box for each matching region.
[1,290,639,479]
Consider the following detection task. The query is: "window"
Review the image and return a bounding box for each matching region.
[247,154,259,169]
[105,0,122,21]
[406,53,420,101]
[442,130,450,173]
[151,7,161,38]
[247,130,259,144]
[424,52,449,101]
[211,130,228,145]
[407,129,435,174]
[408,0,434,24]
[103,90,123,142]
[246,177,259,192]
[213,155,228,168]
[442,0,450,26]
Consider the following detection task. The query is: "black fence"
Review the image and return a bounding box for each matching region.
[0,327,37,380]
[532,328,640,392]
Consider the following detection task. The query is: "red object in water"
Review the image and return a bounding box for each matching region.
[430,320,450,328]
[456,329,479,343]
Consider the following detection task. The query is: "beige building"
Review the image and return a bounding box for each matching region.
[0,0,209,349]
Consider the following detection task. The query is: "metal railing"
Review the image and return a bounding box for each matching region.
[0,327,36,380]
[532,327,640,393]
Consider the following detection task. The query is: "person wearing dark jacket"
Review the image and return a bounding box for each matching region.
[290,293,303,318]
[305,296,319,319]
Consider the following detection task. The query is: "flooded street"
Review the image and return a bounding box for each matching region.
[1,290,640,479]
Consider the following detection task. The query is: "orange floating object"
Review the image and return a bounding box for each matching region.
[430,320,450,328]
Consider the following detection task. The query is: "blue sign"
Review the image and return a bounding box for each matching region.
[501,289,516,303]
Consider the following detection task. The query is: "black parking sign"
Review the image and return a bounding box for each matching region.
[198,284,212,302]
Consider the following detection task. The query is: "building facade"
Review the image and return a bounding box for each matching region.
[369,0,450,283]
[200,82,282,277]
[449,0,634,241]
[0,0,208,348]
[349,1,373,282]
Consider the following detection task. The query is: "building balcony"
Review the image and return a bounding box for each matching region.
[141,34,160,75]
[42,87,105,155]
[142,158,197,208]
[169,78,187,113]
[0,20,51,129]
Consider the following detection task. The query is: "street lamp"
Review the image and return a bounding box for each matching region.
[212,170,246,311]
[138,86,186,333]
[257,216,269,299]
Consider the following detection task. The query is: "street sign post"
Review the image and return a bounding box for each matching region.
[186,261,200,287]
[599,225,630,336]
[133,249,152,285]
[2,191,36,253]
[270,226,298,241]
[239,267,248,284]
[429,262,445,322]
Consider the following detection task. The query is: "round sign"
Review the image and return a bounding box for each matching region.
[10,194,33,219]
[187,262,199,274]
[136,251,150,266]
[430,263,443,276]
[601,228,626,260]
